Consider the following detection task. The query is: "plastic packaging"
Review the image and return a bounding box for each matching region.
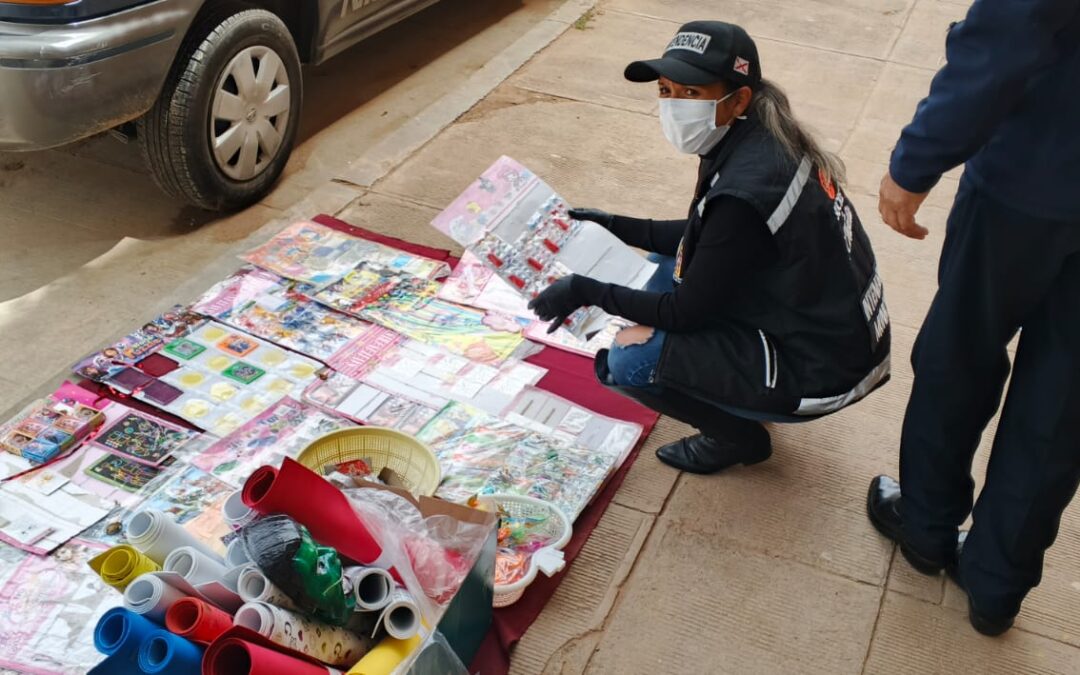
[136,629,203,674]
[122,573,187,623]
[165,597,234,645]
[239,514,354,625]
[342,486,491,622]
[88,545,160,591]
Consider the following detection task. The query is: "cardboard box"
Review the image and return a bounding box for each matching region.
[351,483,498,668]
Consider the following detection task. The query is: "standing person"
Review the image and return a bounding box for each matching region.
[865,0,1080,636]
[528,21,891,474]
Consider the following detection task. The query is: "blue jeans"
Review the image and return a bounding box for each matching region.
[605,254,673,388]
[605,254,810,424]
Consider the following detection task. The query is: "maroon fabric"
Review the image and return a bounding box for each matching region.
[313,214,461,267]
[135,353,180,378]
[311,215,660,674]
[83,215,658,675]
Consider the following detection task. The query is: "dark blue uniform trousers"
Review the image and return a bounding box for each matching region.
[900,175,1080,617]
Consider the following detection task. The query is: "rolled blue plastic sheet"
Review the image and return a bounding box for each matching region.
[89,607,159,674]
[137,629,204,674]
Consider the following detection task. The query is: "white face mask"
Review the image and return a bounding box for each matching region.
[659,91,738,155]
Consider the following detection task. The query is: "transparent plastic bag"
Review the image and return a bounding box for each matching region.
[343,488,491,625]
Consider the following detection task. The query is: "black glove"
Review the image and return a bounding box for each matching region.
[568,208,614,229]
[528,275,585,334]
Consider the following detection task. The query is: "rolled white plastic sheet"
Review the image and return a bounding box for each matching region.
[225,538,250,568]
[127,509,223,565]
[234,601,372,667]
[222,490,259,531]
[377,588,420,640]
[164,546,229,586]
[343,566,394,611]
[122,573,188,623]
[236,565,299,611]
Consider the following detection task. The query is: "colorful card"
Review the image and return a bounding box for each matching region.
[361,297,527,364]
[72,305,204,381]
[94,411,196,465]
[191,397,354,487]
[164,338,207,360]
[241,221,369,289]
[222,361,265,384]
[84,453,176,492]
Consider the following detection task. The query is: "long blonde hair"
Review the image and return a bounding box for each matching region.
[746,78,846,185]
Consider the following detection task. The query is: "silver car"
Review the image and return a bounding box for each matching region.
[0,0,443,210]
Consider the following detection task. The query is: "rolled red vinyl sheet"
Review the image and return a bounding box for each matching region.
[241,459,383,567]
[165,597,234,645]
[202,627,338,675]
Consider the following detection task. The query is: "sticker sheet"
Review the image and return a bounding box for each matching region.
[127,321,322,435]
[302,372,445,436]
[504,387,642,465]
[240,221,369,289]
[416,402,616,520]
[437,251,533,319]
[307,266,444,319]
[361,297,527,364]
[191,397,354,488]
[0,538,119,675]
[72,306,204,382]
[432,156,656,338]
[226,287,369,363]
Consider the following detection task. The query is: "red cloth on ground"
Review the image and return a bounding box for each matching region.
[314,214,660,674]
[85,214,660,675]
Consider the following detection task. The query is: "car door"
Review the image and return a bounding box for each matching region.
[316,0,443,63]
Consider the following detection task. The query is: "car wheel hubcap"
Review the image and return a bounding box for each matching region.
[211,46,291,181]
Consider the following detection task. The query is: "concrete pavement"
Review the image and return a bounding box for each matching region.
[1,0,1078,672]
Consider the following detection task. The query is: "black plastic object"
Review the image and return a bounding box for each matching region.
[240,515,355,626]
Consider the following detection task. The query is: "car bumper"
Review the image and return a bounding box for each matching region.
[0,0,200,151]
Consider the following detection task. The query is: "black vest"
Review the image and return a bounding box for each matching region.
[657,117,890,415]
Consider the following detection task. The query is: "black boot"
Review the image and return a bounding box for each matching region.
[866,475,953,574]
[655,432,771,474]
[947,533,1016,637]
[596,352,772,474]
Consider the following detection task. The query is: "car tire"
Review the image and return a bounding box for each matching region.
[140,5,302,211]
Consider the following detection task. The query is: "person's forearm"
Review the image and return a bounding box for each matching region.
[572,277,708,332]
[890,0,1080,192]
[608,216,686,255]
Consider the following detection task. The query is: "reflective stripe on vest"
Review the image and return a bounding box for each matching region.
[795,356,890,415]
[766,156,813,234]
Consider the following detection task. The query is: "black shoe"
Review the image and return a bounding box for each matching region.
[947,533,1015,637]
[865,475,952,575]
[656,433,771,474]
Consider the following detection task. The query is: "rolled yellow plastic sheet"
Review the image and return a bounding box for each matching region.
[89,545,160,591]
[345,635,422,675]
